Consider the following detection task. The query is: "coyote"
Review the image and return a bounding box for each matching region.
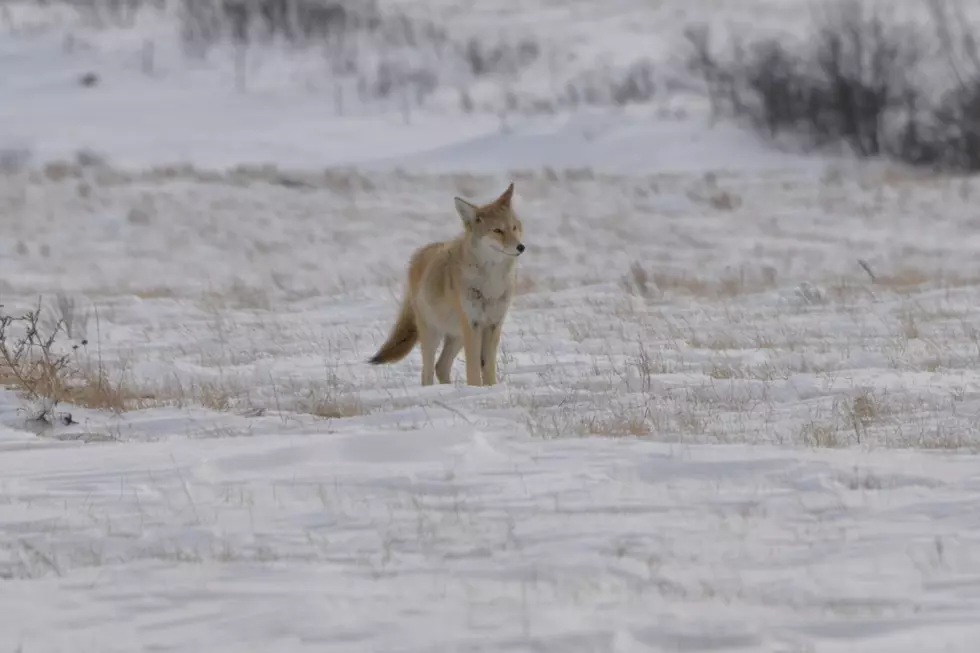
[368,182,525,386]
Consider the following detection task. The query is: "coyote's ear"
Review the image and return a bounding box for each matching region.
[454,197,478,225]
[497,182,514,206]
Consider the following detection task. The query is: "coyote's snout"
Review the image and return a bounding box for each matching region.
[368,182,525,386]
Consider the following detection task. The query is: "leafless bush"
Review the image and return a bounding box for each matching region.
[176,0,541,109]
[0,301,76,410]
[558,60,658,109]
[0,299,129,420]
[684,24,742,120]
[685,0,980,171]
[39,0,163,27]
[0,146,32,175]
[610,60,658,106]
[179,0,376,52]
[926,82,980,169]
[21,0,543,110]
[687,1,921,157]
[74,147,108,167]
[462,37,540,77]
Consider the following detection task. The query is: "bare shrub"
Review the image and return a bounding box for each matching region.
[170,0,541,109]
[462,36,540,77]
[27,0,542,113]
[685,0,980,171]
[688,1,921,156]
[180,0,373,50]
[35,0,163,28]
[75,148,108,168]
[924,0,980,168]
[0,146,32,175]
[0,299,131,419]
[0,302,77,412]
[923,80,980,170]
[558,60,659,110]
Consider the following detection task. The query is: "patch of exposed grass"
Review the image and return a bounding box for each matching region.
[291,375,365,420]
[0,300,142,416]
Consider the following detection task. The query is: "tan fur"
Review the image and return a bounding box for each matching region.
[368,183,526,386]
[367,294,418,364]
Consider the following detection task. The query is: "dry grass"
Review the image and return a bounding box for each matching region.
[622,263,778,300]
[0,360,136,413]
[70,258,980,450]
[510,262,980,450]
[857,261,980,294]
[874,267,932,290]
[524,403,661,439]
[194,380,244,412]
[579,408,655,437]
[799,420,844,448]
[289,375,366,420]
[4,268,976,450]
[63,367,146,413]
[7,166,980,451]
[707,360,746,379]
[134,286,178,299]
[200,279,272,312]
[0,301,143,416]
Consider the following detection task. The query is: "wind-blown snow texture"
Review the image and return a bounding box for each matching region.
[3,1,980,652]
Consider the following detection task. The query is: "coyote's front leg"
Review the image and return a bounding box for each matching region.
[481,323,503,385]
[458,314,483,386]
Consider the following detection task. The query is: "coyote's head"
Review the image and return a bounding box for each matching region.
[454,183,525,259]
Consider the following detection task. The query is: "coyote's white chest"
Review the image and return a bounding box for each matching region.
[462,260,513,328]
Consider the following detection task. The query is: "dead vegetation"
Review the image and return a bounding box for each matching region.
[0,299,138,419]
[291,374,365,419]
[622,263,779,299]
[686,0,980,172]
[5,163,980,448]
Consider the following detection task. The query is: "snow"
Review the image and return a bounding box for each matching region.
[4,429,980,652]
[0,28,822,175]
[3,1,980,651]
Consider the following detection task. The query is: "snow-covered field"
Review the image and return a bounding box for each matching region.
[3,1,980,651]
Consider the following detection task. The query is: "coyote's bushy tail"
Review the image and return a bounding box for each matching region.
[368,296,417,364]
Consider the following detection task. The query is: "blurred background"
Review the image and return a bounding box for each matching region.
[4,0,977,174]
